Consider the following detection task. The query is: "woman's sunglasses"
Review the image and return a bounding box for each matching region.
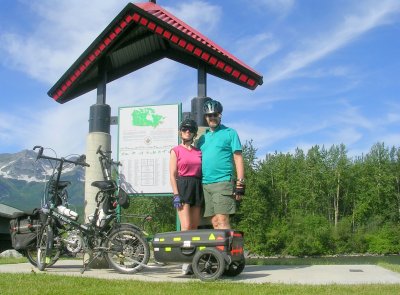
[181,127,195,133]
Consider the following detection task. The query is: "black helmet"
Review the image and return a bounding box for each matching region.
[179,119,198,133]
[203,99,223,114]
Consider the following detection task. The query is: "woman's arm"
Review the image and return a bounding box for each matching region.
[169,149,179,195]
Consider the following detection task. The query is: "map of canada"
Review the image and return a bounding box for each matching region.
[131,108,165,127]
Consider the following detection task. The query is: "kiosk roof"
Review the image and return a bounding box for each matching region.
[48,2,263,103]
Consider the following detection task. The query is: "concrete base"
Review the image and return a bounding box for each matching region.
[84,132,111,222]
[84,132,111,269]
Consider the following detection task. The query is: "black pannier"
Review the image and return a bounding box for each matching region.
[117,188,130,209]
[9,209,41,250]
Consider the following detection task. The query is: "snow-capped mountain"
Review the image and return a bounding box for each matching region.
[0,149,85,211]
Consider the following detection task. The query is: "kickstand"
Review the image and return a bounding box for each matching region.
[80,251,103,274]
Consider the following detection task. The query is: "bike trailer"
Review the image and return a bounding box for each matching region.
[153,229,244,263]
[9,209,41,250]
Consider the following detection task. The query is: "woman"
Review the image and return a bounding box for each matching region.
[169,119,203,231]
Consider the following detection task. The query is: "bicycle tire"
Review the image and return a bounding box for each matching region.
[36,225,53,271]
[26,247,61,267]
[104,227,150,274]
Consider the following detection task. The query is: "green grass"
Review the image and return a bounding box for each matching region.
[1,256,400,294]
[0,273,399,295]
[0,257,28,264]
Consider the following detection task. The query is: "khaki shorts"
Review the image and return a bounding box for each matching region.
[203,181,235,217]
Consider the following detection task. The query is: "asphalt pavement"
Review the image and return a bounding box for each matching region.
[2,259,400,284]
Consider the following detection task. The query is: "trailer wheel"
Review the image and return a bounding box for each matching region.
[224,259,245,277]
[192,248,225,281]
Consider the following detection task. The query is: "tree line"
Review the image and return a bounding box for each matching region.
[124,141,400,256]
[234,141,400,256]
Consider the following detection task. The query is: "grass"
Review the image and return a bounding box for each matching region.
[1,255,400,294]
[0,273,400,295]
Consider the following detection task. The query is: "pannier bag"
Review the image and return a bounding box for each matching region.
[117,188,130,209]
[153,229,244,263]
[9,210,41,250]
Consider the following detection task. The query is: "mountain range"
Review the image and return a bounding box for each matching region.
[0,149,84,212]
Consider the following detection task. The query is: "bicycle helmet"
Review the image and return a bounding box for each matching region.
[179,119,198,133]
[203,99,223,114]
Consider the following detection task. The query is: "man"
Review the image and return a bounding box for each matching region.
[197,99,245,229]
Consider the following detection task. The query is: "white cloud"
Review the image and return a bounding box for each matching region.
[258,0,295,17]
[234,33,280,67]
[0,0,125,83]
[264,0,400,84]
[165,1,221,34]
[335,102,374,130]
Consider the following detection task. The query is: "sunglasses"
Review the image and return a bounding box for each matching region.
[205,113,219,118]
[181,127,195,133]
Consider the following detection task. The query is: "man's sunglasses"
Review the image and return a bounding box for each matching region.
[181,127,195,133]
[205,113,219,118]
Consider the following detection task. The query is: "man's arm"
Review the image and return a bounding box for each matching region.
[233,151,245,199]
[233,151,244,180]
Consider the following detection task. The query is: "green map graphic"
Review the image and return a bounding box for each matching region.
[131,108,165,127]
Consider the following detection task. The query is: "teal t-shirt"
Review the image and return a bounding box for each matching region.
[197,124,242,184]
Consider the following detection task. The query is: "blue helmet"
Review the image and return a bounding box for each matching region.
[203,99,223,114]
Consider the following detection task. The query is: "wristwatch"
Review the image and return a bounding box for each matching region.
[237,178,245,184]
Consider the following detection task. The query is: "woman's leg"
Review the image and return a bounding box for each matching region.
[177,204,191,231]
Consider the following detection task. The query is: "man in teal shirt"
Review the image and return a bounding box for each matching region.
[197,99,245,229]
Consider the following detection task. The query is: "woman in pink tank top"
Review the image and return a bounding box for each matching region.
[169,119,204,231]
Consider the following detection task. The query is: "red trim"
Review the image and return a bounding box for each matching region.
[224,65,233,74]
[170,35,179,43]
[147,22,156,31]
[140,17,148,26]
[185,43,194,52]
[155,26,164,35]
[193,48,202,56]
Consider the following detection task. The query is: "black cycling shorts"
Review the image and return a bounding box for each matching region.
[176,176,204,207]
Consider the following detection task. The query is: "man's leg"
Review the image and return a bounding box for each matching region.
[212,214,230,229]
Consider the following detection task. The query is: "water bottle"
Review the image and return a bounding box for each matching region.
[57,205,78,220]
[96,209,107,227]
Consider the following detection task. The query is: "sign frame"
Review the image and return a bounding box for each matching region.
[117,103,181,196]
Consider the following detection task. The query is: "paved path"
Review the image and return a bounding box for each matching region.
[2,260,400,284]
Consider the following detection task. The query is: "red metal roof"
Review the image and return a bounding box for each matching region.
[48,2,263,103]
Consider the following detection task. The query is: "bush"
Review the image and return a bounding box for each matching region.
[365,224,400,254]
[283,215,334,256]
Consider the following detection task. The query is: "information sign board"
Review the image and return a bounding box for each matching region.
[118,104,180,195]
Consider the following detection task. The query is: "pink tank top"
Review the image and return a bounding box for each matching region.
[172,145,202,177]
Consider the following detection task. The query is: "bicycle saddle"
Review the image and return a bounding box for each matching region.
[91,180,116,191]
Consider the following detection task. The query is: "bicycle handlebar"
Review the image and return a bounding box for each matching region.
[33,145,90,167]
[96,145,121,166]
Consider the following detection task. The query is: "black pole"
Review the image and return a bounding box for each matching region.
[191,63,210,127]
[89,59,111,133]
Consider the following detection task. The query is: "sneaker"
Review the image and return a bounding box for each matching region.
[181,263,193,275]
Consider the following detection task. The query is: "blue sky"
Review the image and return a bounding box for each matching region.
[1,0,399,159]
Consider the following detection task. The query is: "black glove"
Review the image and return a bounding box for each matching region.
[234,183,245,196]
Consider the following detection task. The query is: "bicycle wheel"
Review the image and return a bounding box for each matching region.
[37,225,54,271]
[105,227,150,274]
[26,247,61,267]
